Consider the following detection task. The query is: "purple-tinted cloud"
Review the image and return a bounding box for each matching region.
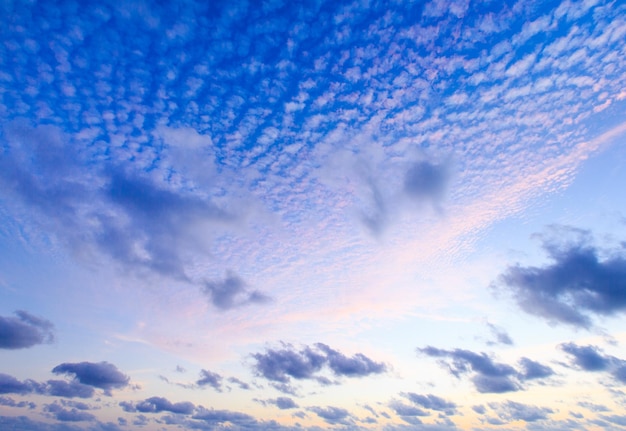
[497,227,626,328]
[251,343,386,389]
[203,272,271,311]
[418,346,553,393]
[133,397,195,415]
[196,369,223,391]
[52,361,129,393]
[44,402,96,422]
[560,342,626,383]
[307,406,352,425]
[0,310,54,349]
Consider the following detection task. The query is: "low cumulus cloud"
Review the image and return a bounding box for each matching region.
[256,397,299,410]
[418,346,553,393]
[51,361,130,394]
[120,397,195,415]
[203,272,271,311]
[560,342,626,383]
[196,369,223,391]
[44,402,96,422]
[401,393,457,415]
[0,310,54,349]
[0,396,35,409]
[496,226,626,328]
[251,343,386,390]
[307,406,353,425]
[0,373,95,398]
[488,400,554,423]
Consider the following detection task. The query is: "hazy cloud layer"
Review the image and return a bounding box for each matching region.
[0,311,54,349]
[497,227,626,328]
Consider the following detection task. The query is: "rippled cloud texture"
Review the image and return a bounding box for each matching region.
[1,0,626,430]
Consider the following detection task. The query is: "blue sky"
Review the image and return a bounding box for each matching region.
[1,0,626,430]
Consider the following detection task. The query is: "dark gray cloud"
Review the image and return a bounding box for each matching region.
[251,343,386,389]
[418,346,553,393]
[403,160,450,203]
[203,272,271,311]
[45,402,96,422]
[196,369,223,391]
[52,362,130,393]
[0,310,54,349]
[401,393,456,415]
[489,400,553,422]
[496,227,626,328]
[307,406,352,425]
[560,342,626,383]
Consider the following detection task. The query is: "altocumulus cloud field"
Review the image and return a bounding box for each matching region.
[1,0,626,430]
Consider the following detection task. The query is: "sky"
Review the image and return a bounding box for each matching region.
[1,0,626,430]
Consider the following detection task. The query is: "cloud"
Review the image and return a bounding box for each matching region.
[418,346,554,393]
[0,396,35,409]
[496,226,626,328]
[0,373,97,398]
[202,272,271,310]
[44,380,95,398]
[560,342,626,383]
[307,406,352,425]
[251,343,386,389]
[315,343,387,377]
[44,402,96,422]
[192,407,258,427]
[268,397,299,409]
[489,400,553,422]
[389,400,429,418]
[401,393,457,415]
[485,323,513,346]
[227,377,251,390]
[0,310,54,349]
[0,122,239,283]
[51,362,130,393]
[418,346,519,393]
[403,160,451,206]
[0,373,35,394]
[132,397,195,415]
[518,357,555,380]
[196,369,223,391]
